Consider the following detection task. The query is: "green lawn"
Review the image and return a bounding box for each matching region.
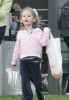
[0,95,69,100]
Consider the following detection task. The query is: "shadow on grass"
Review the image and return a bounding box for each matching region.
[0,94,69,100]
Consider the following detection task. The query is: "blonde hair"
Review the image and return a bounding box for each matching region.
[20,7,43,29]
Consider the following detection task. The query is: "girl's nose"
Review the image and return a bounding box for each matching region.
[25,17,28,19]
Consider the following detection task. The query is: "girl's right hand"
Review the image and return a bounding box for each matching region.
[12,64,16,68]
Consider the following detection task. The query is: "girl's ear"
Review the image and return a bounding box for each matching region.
[20,19,22,23]
[33,18,36,22]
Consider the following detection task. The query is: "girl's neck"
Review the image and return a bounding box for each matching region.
[24,25,33,31]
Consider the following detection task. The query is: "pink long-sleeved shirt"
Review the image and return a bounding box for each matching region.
[11,27,50,64]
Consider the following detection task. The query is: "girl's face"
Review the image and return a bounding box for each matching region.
[21,10,36,27]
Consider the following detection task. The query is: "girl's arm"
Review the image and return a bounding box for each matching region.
[11,33,20,65]
[39,27,51,46]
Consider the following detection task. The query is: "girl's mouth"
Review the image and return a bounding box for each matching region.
[25,20,28,21]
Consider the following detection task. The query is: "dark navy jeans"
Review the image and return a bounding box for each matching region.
[20,59,44,100]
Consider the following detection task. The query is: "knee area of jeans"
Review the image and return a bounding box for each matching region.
[35,84,42,91]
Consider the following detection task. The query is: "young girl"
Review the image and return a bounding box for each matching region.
[11,7,50,100]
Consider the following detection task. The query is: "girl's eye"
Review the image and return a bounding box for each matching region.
[22,15,31,17]
[22,16,25,17]
[28,16,31,17]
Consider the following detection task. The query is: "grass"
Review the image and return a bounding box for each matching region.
[0,95,69,100]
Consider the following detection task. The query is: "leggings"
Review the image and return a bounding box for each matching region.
[20,59,44,100]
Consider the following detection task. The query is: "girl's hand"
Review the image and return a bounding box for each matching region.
[12,64,16,68]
